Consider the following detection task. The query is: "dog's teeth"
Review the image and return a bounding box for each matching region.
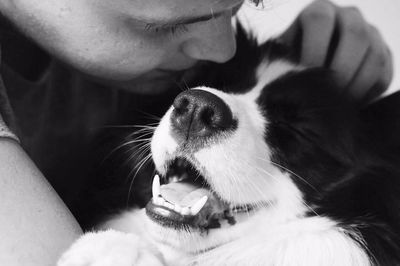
[181,207,190,216]
[174,204,182,213]
[190,196,208,216]
[170,176,179,183]
[153,196,164,205]
[153,197,159,205]
[181,173,188,181]
[152,174,161,198]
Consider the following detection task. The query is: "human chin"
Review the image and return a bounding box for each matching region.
[76,56,198,94]
[86,69,186,95]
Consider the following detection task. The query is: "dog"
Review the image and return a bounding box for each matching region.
[58,25,400,266]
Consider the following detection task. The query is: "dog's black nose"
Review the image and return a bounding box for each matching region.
[170,89,234,141]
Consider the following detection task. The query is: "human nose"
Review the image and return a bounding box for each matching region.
[181,12,236,63]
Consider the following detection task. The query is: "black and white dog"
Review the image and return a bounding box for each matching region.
[59,25,400,266]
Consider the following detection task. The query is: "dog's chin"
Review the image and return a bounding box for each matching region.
[145,203,267,254]
[147,208,263,255]
[144,156,268,253]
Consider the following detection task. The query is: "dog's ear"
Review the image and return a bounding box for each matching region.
[231,21,261,65]
[361,91,400,150]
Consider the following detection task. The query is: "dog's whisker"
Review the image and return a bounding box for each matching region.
[125,144,152,166]
[181,78,191,91]
[217,155,283,216]
[121,138,153,148]
[100,124,158,130]
[128,125,158,130]
[124,149,150,171]
[252,165,320,217]
[123,134,153,147]
[135,110,162,122]
[232,157,273,201]
[126,124,157,131]
[127,129,155,137]
[125,139,152,152]
[177,79,189,92]
[126,152,153,205]
[121,143,151,163]
[121,143,151,178]
[100,125,138,129]
[127,132,154,140]
[126,127,156,138]
[101,137,151,164]
[256,156,318,193]
[222,152,248,204]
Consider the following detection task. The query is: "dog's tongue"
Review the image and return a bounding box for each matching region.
[148,179,231,229]
[160,182,211,206]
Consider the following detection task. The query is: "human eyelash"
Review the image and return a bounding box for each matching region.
[245,0,267,9]
[144,23,189,36]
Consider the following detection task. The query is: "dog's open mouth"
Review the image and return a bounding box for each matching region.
[145,157,254,231]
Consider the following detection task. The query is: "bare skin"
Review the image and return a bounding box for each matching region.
[0,139,82,266]
[0,0,393,265]
[1,0,241,93]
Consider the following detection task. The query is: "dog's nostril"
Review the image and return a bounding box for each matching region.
[199,107,215,128]
[170,89,235,142]
[173,97,190,115]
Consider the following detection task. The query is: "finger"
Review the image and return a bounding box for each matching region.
[329,7,370,90]
[347,26,393,101]
[298,0,337,67]
[279,9,301,46]
[364,46,393,103]
[376,45,394,95]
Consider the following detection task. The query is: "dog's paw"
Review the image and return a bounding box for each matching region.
[57,230,165,266]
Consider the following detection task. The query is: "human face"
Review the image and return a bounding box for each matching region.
[3,0,243,93]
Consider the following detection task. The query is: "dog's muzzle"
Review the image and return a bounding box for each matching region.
[170,90,236,148]
[146,90,252,230]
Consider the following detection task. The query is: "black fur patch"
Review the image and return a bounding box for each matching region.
[258,65,400,265]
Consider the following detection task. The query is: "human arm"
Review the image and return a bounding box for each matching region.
[0,139,83,265]
[280,0,393,103]
[0,50,82,265]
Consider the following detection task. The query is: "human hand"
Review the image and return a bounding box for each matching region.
[279,0,393,103]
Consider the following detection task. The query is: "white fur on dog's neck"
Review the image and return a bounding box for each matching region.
[100,208,370,266]
[189,216,371,266]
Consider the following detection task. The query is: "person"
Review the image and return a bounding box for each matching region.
[0,0,393,264]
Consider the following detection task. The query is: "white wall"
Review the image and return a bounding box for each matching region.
[239,0,400,94]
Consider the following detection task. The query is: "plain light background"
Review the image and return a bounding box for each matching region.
[239,0,400,94]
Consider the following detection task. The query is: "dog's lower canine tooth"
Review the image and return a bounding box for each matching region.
[152,174,161,198]
[153,196,164,205]
[181,207,190,216]
[190,196,208,216]
[170,176,179,183]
